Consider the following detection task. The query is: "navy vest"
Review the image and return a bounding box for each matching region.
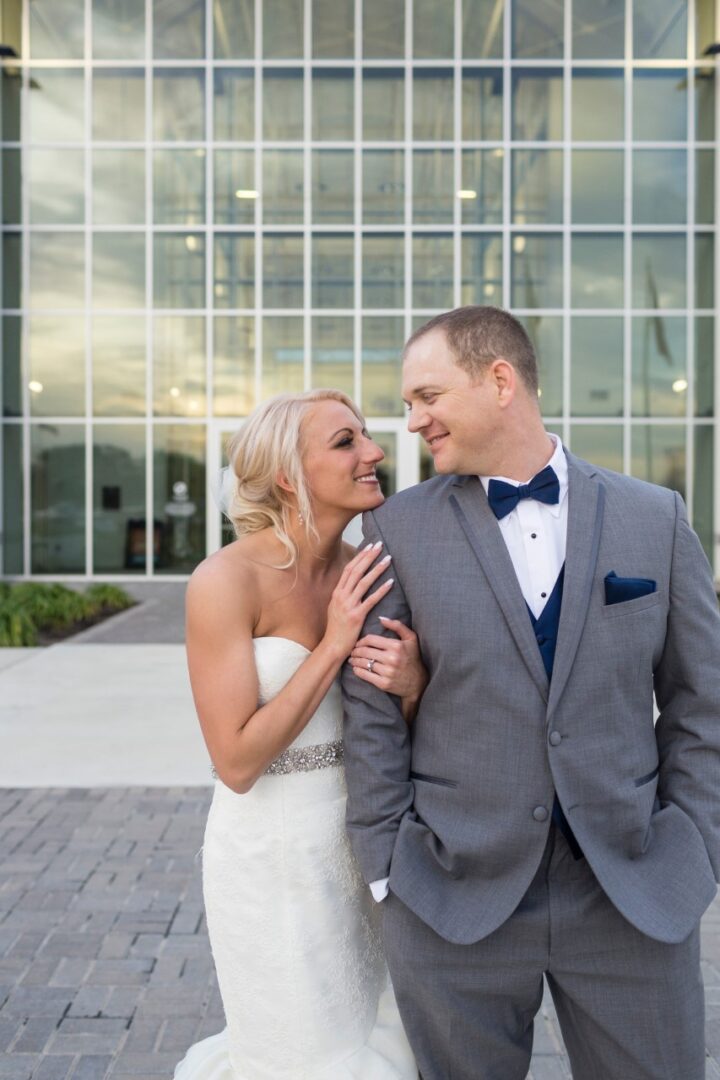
[527,566,583,859]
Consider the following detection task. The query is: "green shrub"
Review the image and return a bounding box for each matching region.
[0,582,134,645]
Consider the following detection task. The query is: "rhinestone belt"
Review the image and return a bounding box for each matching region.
[210,739,344,781]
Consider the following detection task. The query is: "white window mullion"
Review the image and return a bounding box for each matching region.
[622,0,633,478]
[145,0,154,578]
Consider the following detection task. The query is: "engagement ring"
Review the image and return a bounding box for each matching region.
[367,659,375,672]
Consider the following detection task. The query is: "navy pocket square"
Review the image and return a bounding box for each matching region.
[604,570,657,605]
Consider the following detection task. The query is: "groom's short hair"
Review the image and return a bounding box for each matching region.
[405,306,539,395]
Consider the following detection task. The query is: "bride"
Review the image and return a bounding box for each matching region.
[175,389,425,1079]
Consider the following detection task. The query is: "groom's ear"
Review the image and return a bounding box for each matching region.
[488,358,516,408]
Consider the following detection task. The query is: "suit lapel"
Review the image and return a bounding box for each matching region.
[546,454,605,718]
[449,476,549,703]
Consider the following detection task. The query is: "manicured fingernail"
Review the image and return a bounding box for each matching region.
[363,542,374,550]
[373,540,383,548]
[378,616,389,622]
[386,578,394,586]
[380,554,392,564]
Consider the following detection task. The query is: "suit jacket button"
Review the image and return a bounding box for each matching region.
[533,806,548,822]
[549,731,562,746]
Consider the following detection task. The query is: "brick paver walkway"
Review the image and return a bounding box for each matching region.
[2,787,720,1079]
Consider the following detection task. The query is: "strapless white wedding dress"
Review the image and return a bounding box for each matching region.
[174,636,416,1080]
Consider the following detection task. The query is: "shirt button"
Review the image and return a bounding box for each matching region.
[530,533,537,539]
[540,591,547,599]
[532,806,548,822]
[549,731,562,746]
[536,635,547,646]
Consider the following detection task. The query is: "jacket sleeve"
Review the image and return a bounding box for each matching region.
[654,491,720,879]
[341,510,416,884]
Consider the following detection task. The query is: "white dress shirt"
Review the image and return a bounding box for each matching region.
[369,434,569,902]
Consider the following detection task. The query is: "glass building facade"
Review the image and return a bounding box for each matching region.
[0,0,718,577]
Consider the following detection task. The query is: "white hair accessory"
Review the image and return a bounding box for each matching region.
[210,465,236,518]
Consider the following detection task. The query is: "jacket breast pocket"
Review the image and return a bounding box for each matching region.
[410,771,458,789]
[601,591,663,619]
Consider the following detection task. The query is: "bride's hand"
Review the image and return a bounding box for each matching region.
[322,543,394,661]
[349,617,428,723]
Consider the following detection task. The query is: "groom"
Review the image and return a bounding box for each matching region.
[342,305,720,1079]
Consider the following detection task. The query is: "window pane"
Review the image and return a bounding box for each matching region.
[571,317,624,416]
[460,149,503,224]
[93,69,145,141]
[572,0,624,58]
[28,149,84,224]
[214,0,254,58]
[214,316,255,416]
[362,316,404,416]
[93,425,146,573]
[571,235,624,309]
[153,316,206,416]
[413,70,453,141]
[512,70,563,141]
[363,70,404,140]
[696,66,715,141]
[262,316,304,396]
[154,148,206,225]
[153,234,205,309]
[633,71,687,141]
[3,150,21,225]
[632,235,686,309]
[214,235,255,308]
[153,424,206,573]
[93,316,146,416]
[2,66,22,143]
[3,234,20,310]
[31,425,85,573]
[512,234,563,309]
[633,150,686,225]
[696,233,714,310]
[462,0,503,59]
[313,0,354,57]
[632,316,686,416]
[263,149,303,224]
[263,234,304,308]
[93,233,146,309]
[631,426,685,497]
[571,70,624,140]
[413,234,453,309]
[2,317,21,418]
[311,315,353,397]
[2,425,23,573]
[414,0,453,58]
[571,150,623,225]
[29,70,84,142]
[29,233,84,309]
[461,70,503,142]
[312,235,354,308]
[414,150,453,223]
[30,0,84,58]
[363,0,404,58]
[696,149,714,226]
[312,70,354,140]
[153,0,205,59]
[512,149,562,225]
[93,0,146,59]
[363,149,404,223]
[263,71,304,140]
[694,425,713,563]
[215,150,256,224]
[697,0,717,57]
[93,150,145,225]
[520,315,563,416]
[362,236,404,308]
[264,0,304,57]
[29,317,85,416]
[513,0,563,59]
[695,316,714,417]
[569,425,623,472]
[153,69,205,141]
[313,150,354,224]
[214,69,254,141]
[460,234,503,306]
[634,1,687,59]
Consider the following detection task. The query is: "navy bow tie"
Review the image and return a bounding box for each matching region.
[487,465,560,521]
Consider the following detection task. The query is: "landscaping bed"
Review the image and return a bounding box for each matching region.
[0,582,135,646]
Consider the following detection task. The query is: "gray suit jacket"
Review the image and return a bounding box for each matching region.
[342,453,720,945]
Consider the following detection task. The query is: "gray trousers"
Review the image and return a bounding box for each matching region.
[382,825,705,1080]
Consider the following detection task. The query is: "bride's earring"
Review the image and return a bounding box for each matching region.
[298,511,304,525]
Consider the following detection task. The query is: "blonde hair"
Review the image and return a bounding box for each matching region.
[225,389,365,569]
